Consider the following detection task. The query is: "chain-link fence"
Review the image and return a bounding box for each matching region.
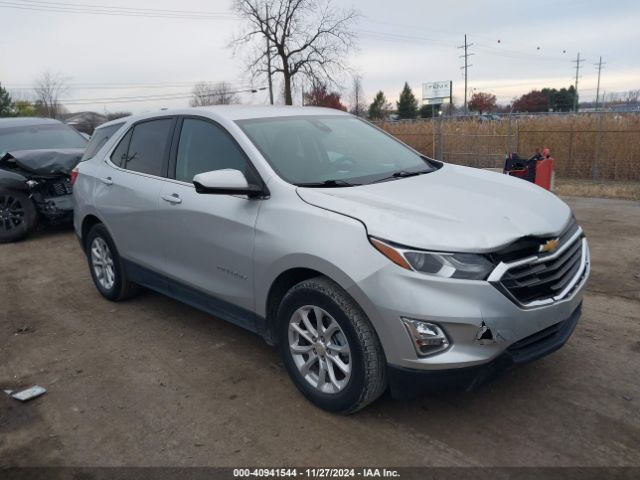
[377,112,640,181]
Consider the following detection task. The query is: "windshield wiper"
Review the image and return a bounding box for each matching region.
[296,179,361,188]
[371,169,431,184]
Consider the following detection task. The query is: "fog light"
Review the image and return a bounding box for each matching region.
[401,318,450,356]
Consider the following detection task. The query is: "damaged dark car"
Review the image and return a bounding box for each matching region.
[0,117,88,243]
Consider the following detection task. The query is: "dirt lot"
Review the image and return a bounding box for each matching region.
[1,197,639,467]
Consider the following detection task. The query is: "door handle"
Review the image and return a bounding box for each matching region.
[100,177,113,185]
[161,193,182,204]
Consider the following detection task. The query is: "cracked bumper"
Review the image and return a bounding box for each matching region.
[348,249,589,371]
[387,303,582,399]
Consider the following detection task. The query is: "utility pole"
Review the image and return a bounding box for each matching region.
[458,34,474,112]
[265,5,274,105]
[594,56,606,111]
[572,52,585,112]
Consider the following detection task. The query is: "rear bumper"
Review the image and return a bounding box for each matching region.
[388,303,582,399]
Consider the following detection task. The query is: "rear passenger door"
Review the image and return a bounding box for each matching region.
[158,116,263,319]
[95,117,176,275]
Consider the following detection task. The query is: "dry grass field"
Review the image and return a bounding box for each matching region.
[378,113,640,183]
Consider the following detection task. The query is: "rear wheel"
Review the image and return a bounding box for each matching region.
[278,277,387,414]
[86,223,140,301]
[0,189,37,243]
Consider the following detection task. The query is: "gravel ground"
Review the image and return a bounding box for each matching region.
[1,197,639,467]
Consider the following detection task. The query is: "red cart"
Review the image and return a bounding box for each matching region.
[503,149,554,191]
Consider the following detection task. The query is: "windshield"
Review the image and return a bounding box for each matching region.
[236,115,436,186]
[0,123,88,157]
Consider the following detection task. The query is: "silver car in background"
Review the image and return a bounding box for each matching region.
[73,106,589,413]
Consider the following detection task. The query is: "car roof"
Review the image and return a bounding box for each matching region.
[0,117,64,129]
[97,105,350,130]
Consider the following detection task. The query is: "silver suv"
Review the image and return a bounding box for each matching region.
[73,106,589,413]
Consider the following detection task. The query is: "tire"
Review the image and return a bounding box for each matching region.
[0,188,38,243]
[85,223,140,301]
[278,276,387,414]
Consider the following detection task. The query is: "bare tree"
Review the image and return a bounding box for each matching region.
[190,81,241,107]
[231,0,358,105]
[624,89,640,105]
[349,74,366,116]
[33,70,69,118]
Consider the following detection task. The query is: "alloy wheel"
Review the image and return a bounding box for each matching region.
[0,194,25,232]
[288,305,352,394]
[90,237,115,290]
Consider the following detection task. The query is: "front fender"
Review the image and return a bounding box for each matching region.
[0,169,29,191]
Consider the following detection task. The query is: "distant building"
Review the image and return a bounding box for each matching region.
[63,111,107,135]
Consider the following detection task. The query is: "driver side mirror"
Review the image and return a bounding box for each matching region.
[193,169,264,197]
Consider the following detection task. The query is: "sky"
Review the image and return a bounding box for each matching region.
[1,0,639,114]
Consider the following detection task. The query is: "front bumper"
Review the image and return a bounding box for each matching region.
[347,240,589,371]
[387,303,582,399]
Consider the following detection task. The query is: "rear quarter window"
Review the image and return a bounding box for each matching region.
[80,123,124,162]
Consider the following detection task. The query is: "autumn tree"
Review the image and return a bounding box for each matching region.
[512,90,550,113]
[368,91,388,120]
[190,81,240,106]
[13,100,36,117]
[231,0,358,105]
[468,91,497,114]
[303,82,346,110]
[396,82,418,119]
[33,70,68,118]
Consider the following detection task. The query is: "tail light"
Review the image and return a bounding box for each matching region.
[70,167,79,186]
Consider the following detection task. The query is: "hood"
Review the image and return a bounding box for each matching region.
[0,149,84,176]
[296,164,572,252]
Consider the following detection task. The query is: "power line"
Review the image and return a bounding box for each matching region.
[19,0,235,16]
[572,52,586,111]
[53,87,267,105]
[0,0,236,20]
[6,81,255,90]
[458,34,474,111]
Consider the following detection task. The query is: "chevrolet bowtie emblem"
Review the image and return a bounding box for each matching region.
[540,238,560,253]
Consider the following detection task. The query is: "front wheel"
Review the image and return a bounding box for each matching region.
[0,189,37,243]
[278,277,387,414]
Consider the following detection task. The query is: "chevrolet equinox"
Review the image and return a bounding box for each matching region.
[73,106,590,413]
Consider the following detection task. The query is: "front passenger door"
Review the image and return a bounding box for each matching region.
[159,117,263,322]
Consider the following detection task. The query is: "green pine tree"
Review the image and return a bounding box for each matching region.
[368,91,387,120]
[0,83,14,117]
[397,82,418,119]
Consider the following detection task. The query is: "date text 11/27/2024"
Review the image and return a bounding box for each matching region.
[233,468,400,478]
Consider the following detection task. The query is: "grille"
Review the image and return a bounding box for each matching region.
[494,222,587,306]
[49,179,73,196]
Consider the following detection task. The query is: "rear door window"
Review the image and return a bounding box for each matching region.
[80,123,124,162]
[109,118,173,176]
[123,119,173,176]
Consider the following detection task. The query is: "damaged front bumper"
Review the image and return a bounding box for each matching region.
[348,245,588,394]
[38,193,74,214]
[387,303,582,399]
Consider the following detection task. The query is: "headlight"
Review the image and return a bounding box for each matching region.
[370,237,494,280]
